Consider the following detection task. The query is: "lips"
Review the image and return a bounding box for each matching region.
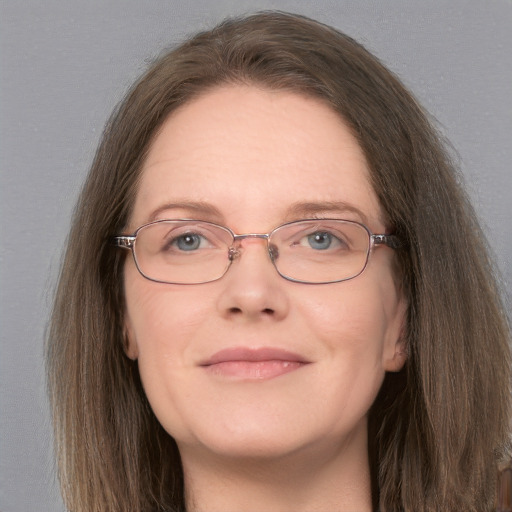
[200,347,311,380]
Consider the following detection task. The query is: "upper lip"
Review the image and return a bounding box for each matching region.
[200,347,311,366]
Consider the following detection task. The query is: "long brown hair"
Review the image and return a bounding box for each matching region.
[47,11,511,511]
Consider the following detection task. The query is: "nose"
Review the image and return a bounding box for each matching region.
[216,237,289,321]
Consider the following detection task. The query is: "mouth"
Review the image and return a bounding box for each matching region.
[199,347,311,380]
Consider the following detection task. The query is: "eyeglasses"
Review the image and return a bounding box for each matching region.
[113,219,401,285]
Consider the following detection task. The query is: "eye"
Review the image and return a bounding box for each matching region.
[274,220,362,258]
[173,233,205,251]
[301,230,348,251]
[141,221,231,258]
[307,232,334,250]
[159,230,211,253]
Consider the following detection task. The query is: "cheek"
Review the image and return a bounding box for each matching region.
[124,275,214,437]
[300,281,392,353]
[295,275,402,403]
[124,262,213,362]
[260,285,391,440]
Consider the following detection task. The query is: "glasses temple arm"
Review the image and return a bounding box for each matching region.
[372,234,402,250]
[112,236,136,249]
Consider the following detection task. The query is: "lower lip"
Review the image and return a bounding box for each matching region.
[204,360,307,380]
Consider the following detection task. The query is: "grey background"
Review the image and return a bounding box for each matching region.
[1,1,511,511]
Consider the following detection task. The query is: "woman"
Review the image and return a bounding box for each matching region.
[46,11,511,512]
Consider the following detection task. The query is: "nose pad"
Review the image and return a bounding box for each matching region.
[228,246,240,261]
[227,240,278,266]
[268,243,279,262]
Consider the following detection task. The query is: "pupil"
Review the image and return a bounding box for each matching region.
[308,232,331,250]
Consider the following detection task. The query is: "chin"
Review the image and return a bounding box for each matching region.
[173,411,367,464]
[193,431,314,462]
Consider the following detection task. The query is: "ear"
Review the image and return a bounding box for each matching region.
[123,314,139,360]
[383,334,408,372]
[382,294,408,373]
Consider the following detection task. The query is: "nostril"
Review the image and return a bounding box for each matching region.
[227,306,274,316]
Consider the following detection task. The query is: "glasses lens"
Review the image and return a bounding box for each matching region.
[133,220,233,284]
[270,220,370,283]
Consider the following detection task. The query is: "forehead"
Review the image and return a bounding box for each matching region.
[131,85,384,231]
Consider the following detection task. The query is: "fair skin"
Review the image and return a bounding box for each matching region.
[124,85,407,512]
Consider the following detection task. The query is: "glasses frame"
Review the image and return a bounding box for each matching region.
[113,218,402,285]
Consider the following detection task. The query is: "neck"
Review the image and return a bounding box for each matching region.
[180,426,373,512]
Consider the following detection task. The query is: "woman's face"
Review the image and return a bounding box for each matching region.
[124,85,406,464]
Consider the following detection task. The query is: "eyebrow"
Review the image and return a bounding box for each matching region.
[147,201,224,223]
[146,200,372,227]
[284,201,370,225]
